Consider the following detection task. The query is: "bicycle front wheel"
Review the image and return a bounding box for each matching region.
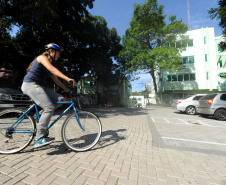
[0,109,36,154]
[61,111,102,152]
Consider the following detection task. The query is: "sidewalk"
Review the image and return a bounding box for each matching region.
[0,108,226,185]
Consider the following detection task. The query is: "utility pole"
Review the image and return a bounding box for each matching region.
[187,0,191,30]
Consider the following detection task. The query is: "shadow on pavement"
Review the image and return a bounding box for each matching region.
[53,107,152,119]
[44,129,126,155]
[83,107,152,118]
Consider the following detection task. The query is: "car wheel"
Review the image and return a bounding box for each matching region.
[214,109,226,121]
[185,106,196,115]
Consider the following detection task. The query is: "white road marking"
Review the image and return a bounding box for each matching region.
[151,117,226,129]
[162,137,226,146]
[164,118,170,123]
[178,119,190,125]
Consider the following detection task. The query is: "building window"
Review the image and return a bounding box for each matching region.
[205,54,207,62]
[171,75,177,81]
[85,81,90,87]
[85,81,96,87]
[190,74,196,81]
[181,56,194,64]
[204,37,206,44]
[220,73,226,78]
[182,57,188,64]
[219,60,223,68]
[188,56,194,63]
[166,75,171,81]
[218,46,223,53]
[92,81,96,87]
[188,39,193,47]
[206,72,209,80]
[165,74,195,81]
[165,39,193,48]
[178,74,183,81]
[184,74,189,81]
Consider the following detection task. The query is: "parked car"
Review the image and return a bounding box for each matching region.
[0,67,32,109]
[0,87,32,109]
[197,93,226,121]
[172,94,206,115]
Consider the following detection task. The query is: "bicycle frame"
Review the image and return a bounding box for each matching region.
[8,100,84,134]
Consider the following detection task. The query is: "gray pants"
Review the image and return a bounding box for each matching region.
[21,82,64,141]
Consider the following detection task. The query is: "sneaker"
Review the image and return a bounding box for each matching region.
[34,137,53,148]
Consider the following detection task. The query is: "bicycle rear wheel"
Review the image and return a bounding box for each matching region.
[61,110,102,152]
[0,109,36,154]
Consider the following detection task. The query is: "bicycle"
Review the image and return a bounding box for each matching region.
[0,95,102,154]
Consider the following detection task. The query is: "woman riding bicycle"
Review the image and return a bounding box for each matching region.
[21,43,76,148]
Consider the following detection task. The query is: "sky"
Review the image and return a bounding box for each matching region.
[88,0,222,92]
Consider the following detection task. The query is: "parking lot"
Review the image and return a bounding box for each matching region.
[148,107,226,155]
[0,106,226,184]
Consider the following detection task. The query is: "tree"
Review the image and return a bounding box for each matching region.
[71,15,122,88]
[119,0,188,104]
[1,0,95,85]
[1,0,122,88]
[208,0,226,51]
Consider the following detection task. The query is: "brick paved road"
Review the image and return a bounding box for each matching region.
[0,107,226,185]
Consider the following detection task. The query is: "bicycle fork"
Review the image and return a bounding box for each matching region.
[73,106,85,131]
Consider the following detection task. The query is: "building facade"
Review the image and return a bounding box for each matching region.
[77,76,132,107]
[151,27,226,105]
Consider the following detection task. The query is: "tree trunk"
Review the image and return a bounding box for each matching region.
[149,69,159,104]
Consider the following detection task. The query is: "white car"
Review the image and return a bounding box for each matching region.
[172,94,206,115]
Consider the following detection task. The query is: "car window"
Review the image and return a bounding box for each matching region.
[193,96,203,100]
[220,94,226,101]
[184,95,193,99]
[200,94,217,100]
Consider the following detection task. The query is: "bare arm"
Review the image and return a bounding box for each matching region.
[37,55,76,87]
[51,75,70,92]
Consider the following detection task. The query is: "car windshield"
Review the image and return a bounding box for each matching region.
[200,94,217,100]
[0,67,15,88]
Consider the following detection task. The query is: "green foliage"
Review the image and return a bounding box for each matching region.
[132,90,151,97]
[208,0,226,51]
[132,92,140,96]
[0,0,122,88]
[119,0,188,103]
[149,47,181,71]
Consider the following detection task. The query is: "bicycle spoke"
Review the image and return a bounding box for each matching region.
[0,109,35,154]
[62,111,102,152]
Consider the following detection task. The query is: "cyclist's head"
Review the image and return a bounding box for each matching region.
[45,43,61,61]
[45,43,61,52]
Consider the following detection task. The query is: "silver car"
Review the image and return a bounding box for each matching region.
[172,94,206,115]
[197,93,226,121]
